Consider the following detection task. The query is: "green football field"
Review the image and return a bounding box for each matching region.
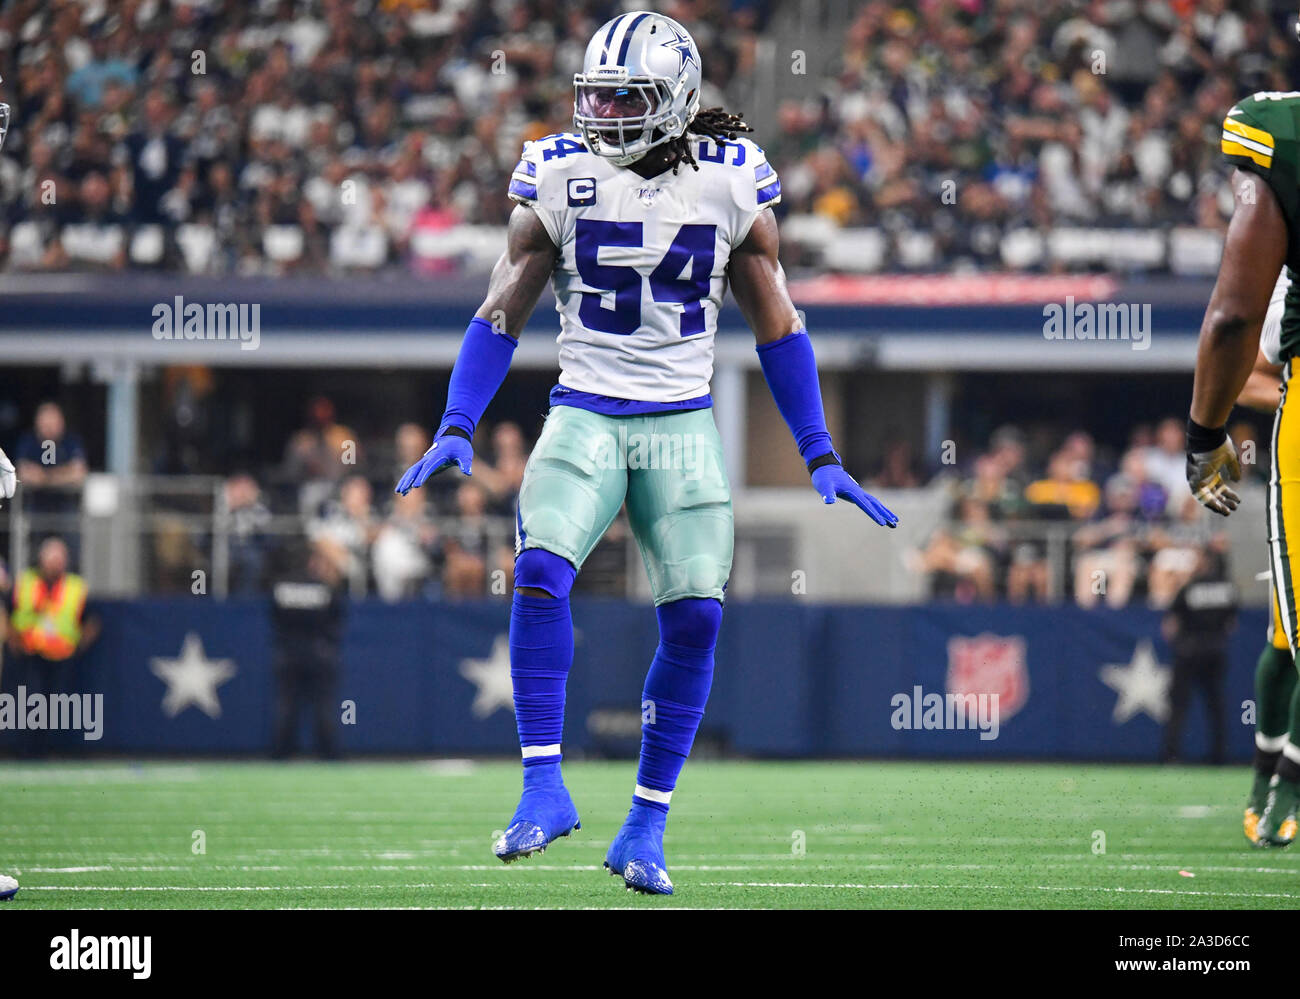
[1,759,1297,909]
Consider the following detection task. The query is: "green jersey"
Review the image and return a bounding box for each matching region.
[1222,91,1300,361]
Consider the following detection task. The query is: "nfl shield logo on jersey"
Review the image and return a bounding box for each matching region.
[946,633,1029,722]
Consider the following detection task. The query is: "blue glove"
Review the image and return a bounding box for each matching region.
[395,315,516,495]
[757,331,899,529]
[395,433,473,494]
[811,460,898,527]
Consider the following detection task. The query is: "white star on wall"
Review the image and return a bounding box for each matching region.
[460,634,515,719]
[1099,638,1171,724]
[150,632,237,720]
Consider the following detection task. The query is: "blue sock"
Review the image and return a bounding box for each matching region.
[509,592,573,789]
[633,598,722,813]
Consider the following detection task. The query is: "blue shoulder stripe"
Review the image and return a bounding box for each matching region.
[756,179,781,205]
[508,178,538,201]
[515,158,537,178]
[754,161,774,183]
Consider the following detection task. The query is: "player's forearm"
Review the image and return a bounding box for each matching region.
[756,330,835,465]
[1237,367,1284,413]
[437,318,518,438]
[1190,311,1263,429]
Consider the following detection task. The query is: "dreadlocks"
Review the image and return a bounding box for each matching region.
[668,106,754,173]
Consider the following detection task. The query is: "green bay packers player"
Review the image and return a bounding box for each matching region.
[395,11,897,894]
[1236,272,1299,843]
[1189,90,1300,846]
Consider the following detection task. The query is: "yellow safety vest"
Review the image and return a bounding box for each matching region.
[11,569,87,661]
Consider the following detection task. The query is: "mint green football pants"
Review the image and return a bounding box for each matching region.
[516,405,733,604]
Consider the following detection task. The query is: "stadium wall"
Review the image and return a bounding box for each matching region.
[0,597,1261,762]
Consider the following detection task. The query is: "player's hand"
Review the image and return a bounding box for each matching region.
[395,434,473,495]
[1186,438,1241,517]
[811,464,898,528]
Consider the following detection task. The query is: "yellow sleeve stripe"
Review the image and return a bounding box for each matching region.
[1222,135,1274,169]
[1223,117,1275,149]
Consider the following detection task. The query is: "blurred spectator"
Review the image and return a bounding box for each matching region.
[1147,495,1216,608]
[5,536,100,757]
[475,421,527,514]
[1024,450,1101,521]
[310,474,380,593]
[269,539,347,760]
[908,497,1003,603]
[1160,546,1237,765]
[1144,417,1191,515]
[282,395,358,516]
[13,402,87,558]
[442,481,494,597]
[224,472,272,595]
[870,438,922,489]
[372,488,437,601]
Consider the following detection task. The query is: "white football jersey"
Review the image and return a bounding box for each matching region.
[508,132,781,403]
[1262,268,1290,366]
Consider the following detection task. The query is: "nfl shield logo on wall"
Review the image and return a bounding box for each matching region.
[945,633,1030,722]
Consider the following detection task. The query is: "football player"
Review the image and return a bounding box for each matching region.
[1236,272,1299,844]
[396,12,897,894]
[1188,89,1300,846]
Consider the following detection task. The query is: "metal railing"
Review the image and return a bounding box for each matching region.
[1,476,1268,606]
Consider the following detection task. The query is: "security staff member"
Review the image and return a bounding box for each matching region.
[1161,548,1238,764]
[5,536,99,756]
[270,540,347,759]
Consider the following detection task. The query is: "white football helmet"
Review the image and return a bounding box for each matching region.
[573,11,701,166]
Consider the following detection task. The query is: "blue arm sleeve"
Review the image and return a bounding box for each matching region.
[755,330,834,464]
[439,317,518,437]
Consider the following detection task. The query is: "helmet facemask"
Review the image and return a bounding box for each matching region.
[574,67,686,166]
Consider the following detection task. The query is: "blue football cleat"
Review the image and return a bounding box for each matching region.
[493,782,580,864]
[604,804,673,895]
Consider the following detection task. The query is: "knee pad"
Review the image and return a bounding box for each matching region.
[655,597,723,651]
[515,547,577,599]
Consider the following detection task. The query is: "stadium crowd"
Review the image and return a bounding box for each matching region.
[211,405,530,601]
[0,0,1293,274]
[899,414,1254,606]
[1,392,1252,606]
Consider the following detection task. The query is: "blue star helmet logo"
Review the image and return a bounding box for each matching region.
[664,23,698,74]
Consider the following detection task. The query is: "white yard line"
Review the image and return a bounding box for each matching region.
[19,880,1299,900]
[20,861,1300,875]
